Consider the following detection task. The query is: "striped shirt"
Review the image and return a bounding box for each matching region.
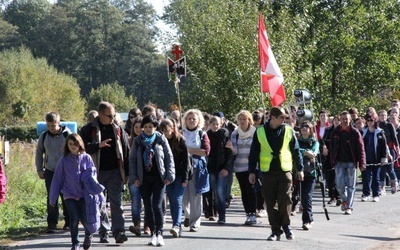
[231,130,254,173]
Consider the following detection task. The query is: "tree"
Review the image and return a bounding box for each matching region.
[0,47,86,125]
[87,82,137,113]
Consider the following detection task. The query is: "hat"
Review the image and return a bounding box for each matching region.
[213,111,224,118]
[270,107,289,118]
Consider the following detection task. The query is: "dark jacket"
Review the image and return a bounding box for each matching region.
[80,118,130,182]
[361,127,388,165]
[207,128,233,174]
[330,125,366,169]
[129,131,175,184]
[167,136,190,183]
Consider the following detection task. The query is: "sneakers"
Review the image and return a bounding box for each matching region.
[302,222,312,231]
[83,234,93,250]
[345,208,352,215]
[156,234,165,246]
[245,213,257,225]
[341,201,347,211]
[327,198,335,205]
[361,195,370,202]
[183,218,190,227]
[391,180,398,194]
[372,196,379,202]
[129,225,141,236]
[267,232,281,241]
[381,186,387,195]
[71,244,80,250]
[217,218,226,224]
[336,199,342,206]
[148,235,157,246]
[256,209,267,218]
[115,231,128,243]
[45,226,57,234]
[99,233,109,243]
[283,227,295,240]
[189,226,199,232]
[170,226,179,237]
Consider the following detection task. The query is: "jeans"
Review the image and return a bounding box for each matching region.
[209,172,228,220]
[335,161,357,209]
[128,182,142,221]
[44,169,69,228]
[166,176,186,227]
[362,165,381,197]
[64,198,90,246]
[98,169,124,237]
[235,171,256,214]
[140,174,166,234]
[380,149,397,186]
[300,177,315,224]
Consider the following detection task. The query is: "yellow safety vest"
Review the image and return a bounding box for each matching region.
[257,125,293,172]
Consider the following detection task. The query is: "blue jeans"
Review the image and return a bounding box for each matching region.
[362,165,381,197]
[64,198,90,246]
[44,169,69,228]
[300,177,315,224]
[166,176,186,227]
[335,162,357,209]
[380,149,397,185]
[97,169,124,237]
[128,182,142,221]
[140,174,166,234]
[209,172,228,220]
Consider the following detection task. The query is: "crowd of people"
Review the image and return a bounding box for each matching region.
[35,99,400,249]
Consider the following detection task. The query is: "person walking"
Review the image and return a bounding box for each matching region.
[248,107,304,241]
[129,115,175,246]
[160,118,190,237]
[50,133,104,250]
[182,109,210,233]
[35,111,72,233]
[80,101,130,244]
[330,111,366,215]
[231,110,257,225]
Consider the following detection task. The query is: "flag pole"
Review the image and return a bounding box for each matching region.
[175,77,184,128]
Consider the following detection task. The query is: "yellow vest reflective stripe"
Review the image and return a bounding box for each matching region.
[257,125,293,172]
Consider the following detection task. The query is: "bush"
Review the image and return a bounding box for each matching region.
[0,126,37,141]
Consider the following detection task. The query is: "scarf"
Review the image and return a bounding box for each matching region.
[140,131,156,172]
[237,125,256,140]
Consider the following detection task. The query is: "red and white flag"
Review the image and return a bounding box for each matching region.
[258,13,286,106]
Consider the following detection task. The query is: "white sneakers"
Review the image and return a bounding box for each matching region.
[361,195,370,202]
[148,234,165,247]
[372,196,380,202]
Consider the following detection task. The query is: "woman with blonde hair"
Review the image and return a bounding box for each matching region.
[231,110,258,225]
[182,109,210,232]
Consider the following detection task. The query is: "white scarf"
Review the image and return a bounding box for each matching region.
[237,125,256,140]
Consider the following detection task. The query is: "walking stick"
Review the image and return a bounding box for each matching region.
[317,162,330,220]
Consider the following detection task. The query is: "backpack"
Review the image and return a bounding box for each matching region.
[42,129,69,154]
[0,157,7,204]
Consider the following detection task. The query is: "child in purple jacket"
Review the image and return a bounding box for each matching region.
[50,133,104,250]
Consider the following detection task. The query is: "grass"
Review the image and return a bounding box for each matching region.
[0,142,48,246]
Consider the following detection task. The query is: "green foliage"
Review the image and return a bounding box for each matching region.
[0,47,86,125]
[0,142,47,237]
[0,126,37,141]
[87,82,138,112]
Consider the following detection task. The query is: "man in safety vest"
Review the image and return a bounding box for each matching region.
[248,106,304,241]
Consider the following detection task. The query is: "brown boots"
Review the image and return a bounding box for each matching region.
[129,219,141,236]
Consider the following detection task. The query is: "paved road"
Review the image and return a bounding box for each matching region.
[8,185,400,250]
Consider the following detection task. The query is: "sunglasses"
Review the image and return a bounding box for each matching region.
[367,119,374,122]
[103,113,116,119]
